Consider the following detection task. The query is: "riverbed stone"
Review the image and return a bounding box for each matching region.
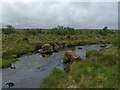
[100,44,107,48]
[52,43,59,52]
[40,44,53,54]
[78,47,82,49]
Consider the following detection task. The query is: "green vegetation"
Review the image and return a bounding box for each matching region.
[2,26,118,68]
[97,26,109,36]
[2,37,35,68]
[86,50,98,57]
[40,46,118,88]
[40,68,67,88]
[1,25,118,87]
[2,25,16,34]
[63,56,69,63]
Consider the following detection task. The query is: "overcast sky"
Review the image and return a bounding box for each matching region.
[1,1,118,29]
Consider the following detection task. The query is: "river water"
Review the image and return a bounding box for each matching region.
[2,44,112,88]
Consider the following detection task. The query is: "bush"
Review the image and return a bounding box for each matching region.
[24,29,43,36]
[2,59,12,68]
[97,26,109,36]
[63,56,69,64]
[2,25,15,34]
[25,30,38,36]
[50,26,75,35]
[110,38,119,45]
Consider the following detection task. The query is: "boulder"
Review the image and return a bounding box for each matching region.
[100,44,107,48]
[52,43,59,52]
[40,44,53,54]
[42,54,52,57]
[63,50,81,64]
[78,47,82,49]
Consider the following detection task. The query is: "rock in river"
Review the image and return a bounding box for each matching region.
[39,44,53,54]
[100,44,107,48]
[63,50,81,64]
[78,47,82,49]
[51,43,59,52]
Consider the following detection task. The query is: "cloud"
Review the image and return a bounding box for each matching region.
[1,2,118,29]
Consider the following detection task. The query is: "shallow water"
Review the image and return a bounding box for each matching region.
[2,44,112,88]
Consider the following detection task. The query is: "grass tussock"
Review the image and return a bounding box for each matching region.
[86,50,100,57]
[40,68,67,88]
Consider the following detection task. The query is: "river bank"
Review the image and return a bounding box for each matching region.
[40,46,118,88]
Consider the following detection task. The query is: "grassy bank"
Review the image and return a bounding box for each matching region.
[2,27,118,68]
[40,46,118,88]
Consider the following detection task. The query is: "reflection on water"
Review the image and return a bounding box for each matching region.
[2,44,112,88]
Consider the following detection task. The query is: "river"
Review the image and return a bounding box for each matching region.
[2,44,112,88]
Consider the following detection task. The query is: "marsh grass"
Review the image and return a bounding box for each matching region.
[40,68,67,88]
[87,47,118,66]
[2,29,118,68]
[86,50,99,57]
[40,46,118,88]
[70,61,118,88]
